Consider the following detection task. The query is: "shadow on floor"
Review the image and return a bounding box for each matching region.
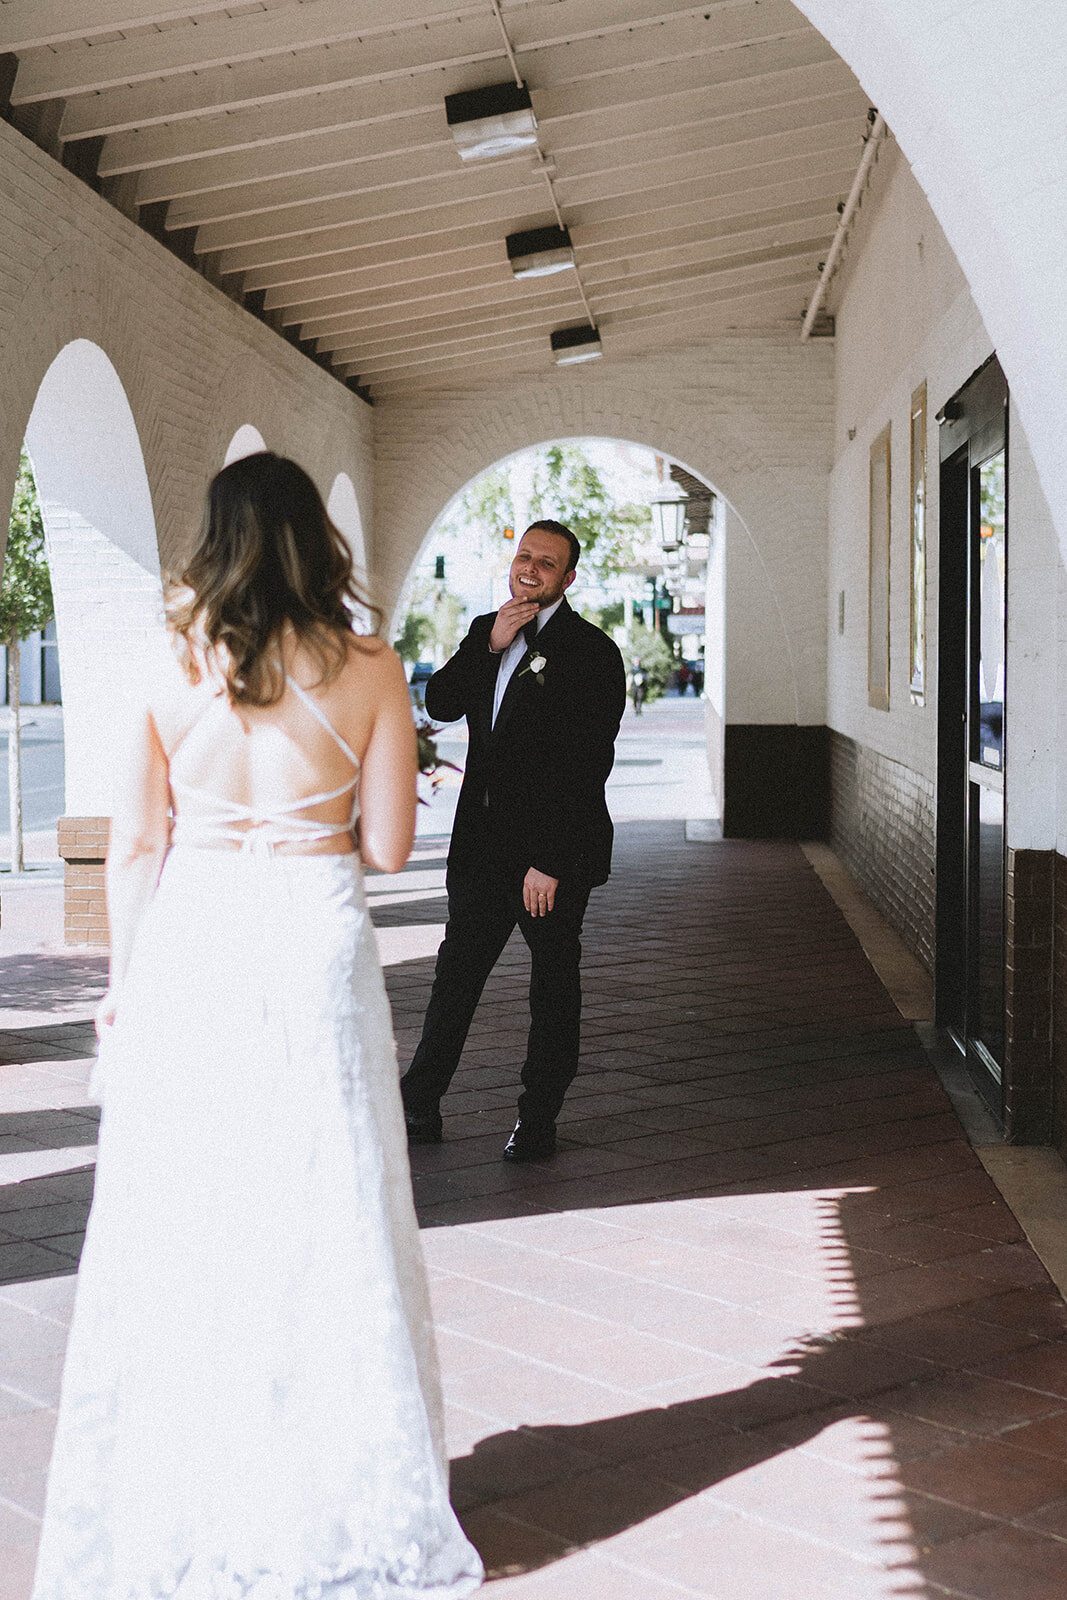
[0,953,106,1017]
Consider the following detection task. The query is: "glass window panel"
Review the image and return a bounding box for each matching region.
[868,425,891,711]
[977,451,1005,769]
[909,384,926,704]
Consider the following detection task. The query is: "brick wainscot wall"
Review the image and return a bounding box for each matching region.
[58,817,109,946]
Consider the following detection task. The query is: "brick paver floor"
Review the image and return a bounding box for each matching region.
[2,816,1067,1598]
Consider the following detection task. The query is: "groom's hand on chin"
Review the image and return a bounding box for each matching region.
[490,596,540,653]
[524,867,558,917]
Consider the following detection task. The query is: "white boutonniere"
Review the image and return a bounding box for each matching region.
[518,652,547,685]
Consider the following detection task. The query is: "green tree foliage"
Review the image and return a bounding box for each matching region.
[1,450,54,872]
[0,450,52,646]
[459,465,514,533]
[393,610,432,665]
[627,623,673,703]
[528,443,652,579]
[399,578,467,666]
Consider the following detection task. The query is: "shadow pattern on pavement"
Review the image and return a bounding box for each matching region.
[3,820,1067,1596]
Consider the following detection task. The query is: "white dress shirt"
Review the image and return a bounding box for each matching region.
[491,596,563,729]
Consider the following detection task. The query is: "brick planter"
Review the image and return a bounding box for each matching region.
[57,816,110,946]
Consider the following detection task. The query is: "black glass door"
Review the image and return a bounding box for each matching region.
[968,447,1006,1090]
[936,358,1008,1118]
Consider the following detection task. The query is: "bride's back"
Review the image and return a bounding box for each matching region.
[156,638,388,847]
[147,452,415,870]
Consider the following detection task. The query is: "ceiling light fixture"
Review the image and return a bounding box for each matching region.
[506,224,576,279]
[550,324,602,365]
[445,82,538,161]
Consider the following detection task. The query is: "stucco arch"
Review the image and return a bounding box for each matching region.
[798,0,1067,559]
[326,471,367,572]
[373,339,830,727]
[23,339,164,815]
[223,423,268,465]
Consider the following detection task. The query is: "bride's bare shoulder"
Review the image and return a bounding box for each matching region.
[341,632,404,681]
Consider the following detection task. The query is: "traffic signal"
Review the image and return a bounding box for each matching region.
[434,555,446,580]
[503,526,515,540]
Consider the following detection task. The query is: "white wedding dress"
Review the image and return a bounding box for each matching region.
[32,680,483,1600]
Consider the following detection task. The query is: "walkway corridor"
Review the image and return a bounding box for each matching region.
[3,819,1067,1597]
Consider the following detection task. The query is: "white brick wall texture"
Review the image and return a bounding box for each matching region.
[373,336,835,728]
[804,0,1067,575]
[0,119,372,814]
[827,137,1064,854]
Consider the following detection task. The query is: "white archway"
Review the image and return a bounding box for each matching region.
[24,340,164,815]
[799,1,1067,562]
[389,435,806,821]
[326,471,367,571]
[223,423,267,465]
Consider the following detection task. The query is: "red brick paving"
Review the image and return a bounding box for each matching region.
[2,822,1067,1596]
[387,823,1067,1597]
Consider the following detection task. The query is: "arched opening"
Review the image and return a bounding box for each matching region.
[392,437,740,829]
[23,340,163,824]
[326,471,367,572]
[222,423,267,466]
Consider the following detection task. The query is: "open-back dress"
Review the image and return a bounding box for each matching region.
[31,676,484,1600]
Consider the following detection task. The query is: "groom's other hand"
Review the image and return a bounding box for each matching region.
[524,867,559,917]
[490,596,540,653]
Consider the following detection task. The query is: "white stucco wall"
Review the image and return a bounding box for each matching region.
[0,118,373,814]
[374,336,835,731]
[827,141,1063,854]
[802,1,1067,584]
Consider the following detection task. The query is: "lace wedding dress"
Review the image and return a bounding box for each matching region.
[32,681,483,1600]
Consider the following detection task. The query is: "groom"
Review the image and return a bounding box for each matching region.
[401,520,627,1161]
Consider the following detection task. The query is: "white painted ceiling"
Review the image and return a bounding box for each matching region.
[5,1,871,399]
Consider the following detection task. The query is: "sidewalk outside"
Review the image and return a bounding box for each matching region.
[1,699,1066,1598]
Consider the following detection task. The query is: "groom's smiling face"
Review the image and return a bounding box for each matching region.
[509,529,576,609]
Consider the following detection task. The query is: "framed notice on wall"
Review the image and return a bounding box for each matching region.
[909,383,927,705]
[868,424,891,711]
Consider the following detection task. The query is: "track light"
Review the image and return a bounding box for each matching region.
[550,324,602,365]
[506,225,576,279]
[445,82,538,161]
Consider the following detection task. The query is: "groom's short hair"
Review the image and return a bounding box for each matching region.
[523,519,581,573]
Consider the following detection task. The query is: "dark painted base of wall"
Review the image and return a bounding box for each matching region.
[722,724,829,839]
[1006,848,1055,1145]
[829,730,936,974]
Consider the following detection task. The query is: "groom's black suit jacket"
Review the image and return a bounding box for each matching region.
[424,599,627,887]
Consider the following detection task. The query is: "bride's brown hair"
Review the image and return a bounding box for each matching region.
[167,451,379,705]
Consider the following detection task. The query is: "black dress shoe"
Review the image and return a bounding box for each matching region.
[502,1119,557,1162]
[404,1110,443,1145]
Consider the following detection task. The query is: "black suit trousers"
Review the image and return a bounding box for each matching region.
[400,841,592,1127]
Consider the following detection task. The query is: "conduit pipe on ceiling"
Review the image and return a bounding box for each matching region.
[800,111,887,341]
[489,0,597,331]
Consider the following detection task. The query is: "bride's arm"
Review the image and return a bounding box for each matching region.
[96,699,172,1033]
[356,645,418,875]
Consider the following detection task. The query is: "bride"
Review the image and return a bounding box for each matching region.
[32,452,484,1600]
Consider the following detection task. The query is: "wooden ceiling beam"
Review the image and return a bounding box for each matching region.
[20,0,777,104]
[358,281,806,392]
[247,174,852,295]
[56,2,811,139]
[220,153,858,278]
[340,265,814,381]
[135,60,859,208]
[315,239,825,355]
[97,28,841,174]
[165,95,861,231]
[0,1,234,52]
[191,118,857,252]
[305,231,827,346]
[271,203,836,323]
[13,0,490,101]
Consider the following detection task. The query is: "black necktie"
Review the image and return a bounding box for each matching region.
[522,617,539,652]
